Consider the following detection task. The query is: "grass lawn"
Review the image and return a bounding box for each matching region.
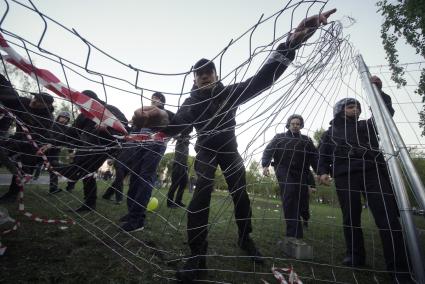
[0,180,423,283]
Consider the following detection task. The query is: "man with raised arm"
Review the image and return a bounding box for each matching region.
[132,9,336,283]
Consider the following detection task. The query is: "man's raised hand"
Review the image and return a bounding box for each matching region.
[288,8,337,48]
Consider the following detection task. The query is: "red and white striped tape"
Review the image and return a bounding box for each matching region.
[16,176,76,225]
[0,107,76,226]
[267,266,303,284]
[0,32,127,135]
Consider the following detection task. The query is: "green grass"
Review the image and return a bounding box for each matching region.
[0,181,423,283]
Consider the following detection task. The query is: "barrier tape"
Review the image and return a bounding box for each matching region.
[0,32,127,134]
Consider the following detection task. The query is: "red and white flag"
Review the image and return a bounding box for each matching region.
[0,33,127,134]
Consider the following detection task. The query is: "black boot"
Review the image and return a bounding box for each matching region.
[238,236,264,264]
[167,200,178,208]
[73,203,96,213]
[102,187,114,201]
[176,242,208,283]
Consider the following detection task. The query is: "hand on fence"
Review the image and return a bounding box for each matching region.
[288,8,337,48]
[37,144,52,156]
[318,174,331,186]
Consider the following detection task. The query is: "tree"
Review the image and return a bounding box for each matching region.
[0,63,41,97]
[246,161,261,194]
[377,0,425,134]
[313,128,325,145]
[157,152,197,186]
[157,152,175,184]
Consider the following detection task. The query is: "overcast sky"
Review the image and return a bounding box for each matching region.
[0,0,423,159]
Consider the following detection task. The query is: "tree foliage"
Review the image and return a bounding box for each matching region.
[0,63,40,97]
[377,0,425,134]
[313,128,326,145]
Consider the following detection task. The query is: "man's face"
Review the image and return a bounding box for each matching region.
[151,96,164,108]
[29,98,48,109]
[344,104,360,119]
[57,116,70,125]
[194,68,218,91]
[288,118,302,133]
[371,75,382,90]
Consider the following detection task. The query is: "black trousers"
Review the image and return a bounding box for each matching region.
[187,149,252,254]
[167,165,188,203]
[56,150,109,207]
[276,167,308,239]
[103,146,136,202]
[48,152,60,192]
[300,186,310,222]
[103,161,128,201]
[334,167,408,271]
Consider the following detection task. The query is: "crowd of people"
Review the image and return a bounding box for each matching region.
[0,8,414,283]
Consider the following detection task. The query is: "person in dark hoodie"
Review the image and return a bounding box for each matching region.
[166,126,192,208]
[47,111,72,194]
[0,73,54,202]
[317,78,411,283]
[118,92,174,232]
[103,92,174,206]
[132,9,337,282]
[261,114,318,241]
[53,90,128,212]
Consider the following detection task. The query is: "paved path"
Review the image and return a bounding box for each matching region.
[0,174,51,186]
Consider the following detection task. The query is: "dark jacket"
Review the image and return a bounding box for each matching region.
[318,116,388,178]
[163,42,296,151]
[67,103,129,147]
[0,74,53,144]
[318,92,394,178]
[262,130,318,178]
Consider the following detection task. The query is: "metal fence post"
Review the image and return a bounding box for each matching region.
[357,54,425,283]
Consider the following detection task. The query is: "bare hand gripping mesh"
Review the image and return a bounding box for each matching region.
[0,0,423,283]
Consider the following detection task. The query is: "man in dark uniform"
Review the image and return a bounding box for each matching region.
[262,114,318,240]
[118,92,174,232]
[54,90,128,212]
[139,9,337,282]
[167,126,192,208]
[47,111,71,194]
[0,74,54,202]
[317,82,411,282]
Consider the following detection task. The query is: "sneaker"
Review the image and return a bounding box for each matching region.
[65,185,74,192]
[167,201,178,208]
[176,255,207,283]
[49,188,63,194]
[120,222,144,233]
[238,237,264,264]
[73,204,95,213]
[102,194,113,201]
